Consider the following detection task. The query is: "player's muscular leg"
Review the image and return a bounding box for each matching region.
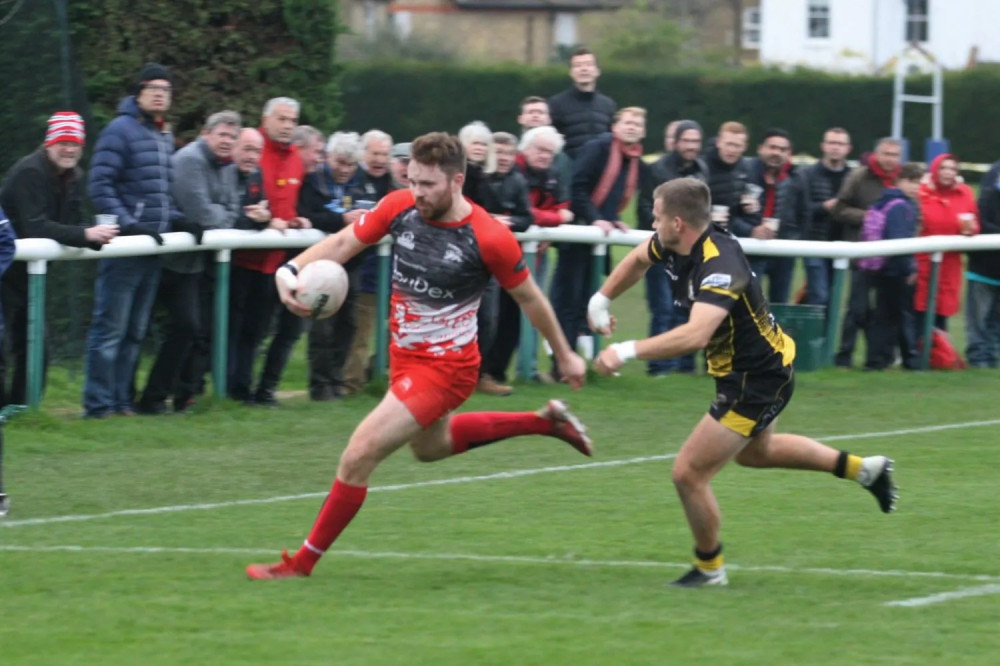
[736,424,839,472]
[672,415,749,552]
[408,416,453,462]
[337,392,425,485]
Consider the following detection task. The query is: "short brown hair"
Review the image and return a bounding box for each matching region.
[410,132,466,178]
[898,162,924,181]
[493,131,517,147]
[571,46,597,65]
[718,121,748,137]
[653,178,711,229]
[519,95,547,113]
[614,106,647,122]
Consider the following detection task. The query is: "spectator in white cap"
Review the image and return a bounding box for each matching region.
[0,112,119,407]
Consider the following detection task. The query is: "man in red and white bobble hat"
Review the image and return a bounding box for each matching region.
[0,112,119,407]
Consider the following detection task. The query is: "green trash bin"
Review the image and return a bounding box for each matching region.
[769,304,826,372]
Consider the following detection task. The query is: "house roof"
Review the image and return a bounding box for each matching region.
[453,0,624,10]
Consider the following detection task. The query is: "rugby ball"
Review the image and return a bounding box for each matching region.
[295,260,349,319]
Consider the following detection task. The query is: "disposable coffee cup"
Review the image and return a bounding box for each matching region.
[763,217,780,232]
[355,199,376,210]
[95,214,118,226]
[959,213,975,222]
[711,205,729,222]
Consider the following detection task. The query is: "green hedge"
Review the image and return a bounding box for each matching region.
[340,62,997,167]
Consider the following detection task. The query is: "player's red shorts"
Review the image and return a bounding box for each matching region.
[390,354,479,428]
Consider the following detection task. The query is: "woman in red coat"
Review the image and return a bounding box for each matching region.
[915,153,979,331]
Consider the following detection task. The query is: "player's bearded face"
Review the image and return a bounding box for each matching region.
[409,162,454,221]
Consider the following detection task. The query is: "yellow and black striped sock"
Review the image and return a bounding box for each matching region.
[694,543,724,573]
[833,450,863,481]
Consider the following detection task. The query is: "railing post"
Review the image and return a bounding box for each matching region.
[825,257,850,367]
[590,239,607,354]
[516,239,539,380]
[212,249,231,399]
[374,241,392,379]
[920,251,944,370]
[26,260,47,408]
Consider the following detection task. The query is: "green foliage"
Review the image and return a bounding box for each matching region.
[340,62,1000,165]
[592,1,697,70]
[66,0,342,141]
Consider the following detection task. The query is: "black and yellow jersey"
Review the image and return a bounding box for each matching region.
[646,224,795,377]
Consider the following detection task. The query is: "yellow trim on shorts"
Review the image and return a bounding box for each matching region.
[719,410,757,437]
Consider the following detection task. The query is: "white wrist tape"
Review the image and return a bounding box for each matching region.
[610,340,637,362]
[588,291,613,331]
[276,264,299,292]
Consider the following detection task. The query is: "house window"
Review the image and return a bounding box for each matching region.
[905,0,929,42]
[807,0,830,39]
[553,12,577,47]
[742,7,761,49]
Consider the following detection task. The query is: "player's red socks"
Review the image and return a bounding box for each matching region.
[449,411,554,454]
[294,479,368,573]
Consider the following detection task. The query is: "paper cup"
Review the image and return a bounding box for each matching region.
[711,205,729,222]
[95,214,118,226]
[763,217,780,232]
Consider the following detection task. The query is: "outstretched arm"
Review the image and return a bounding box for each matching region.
[587,241,655,335]
[594,301,728,376]
[507,275,586,390]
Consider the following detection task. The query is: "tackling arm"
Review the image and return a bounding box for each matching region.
[594,301,728,376]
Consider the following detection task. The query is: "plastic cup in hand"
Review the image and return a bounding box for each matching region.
[763,217,780,232]
[711,205,729,223]
[95,214,118,226]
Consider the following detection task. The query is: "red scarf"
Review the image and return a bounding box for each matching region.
[592,138,642,215]
[868,153,900,187]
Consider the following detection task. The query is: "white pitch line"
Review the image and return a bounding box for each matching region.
[0,454,676,528]
[3,417,1000,530]
[885,584,1000,607]
[2,544,999,584]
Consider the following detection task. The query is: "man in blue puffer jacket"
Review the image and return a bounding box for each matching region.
[83,62,183,418]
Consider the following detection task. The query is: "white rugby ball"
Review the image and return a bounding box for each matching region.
[295,260,349,319]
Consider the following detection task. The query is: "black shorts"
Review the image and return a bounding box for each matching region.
[708,366,795,437]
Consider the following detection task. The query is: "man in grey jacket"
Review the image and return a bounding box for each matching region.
[137,111,240,413]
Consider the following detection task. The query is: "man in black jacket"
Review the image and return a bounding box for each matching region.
[967,159,1000,368]
[777,128,852,307]
[548,47,616,160]
[636,120,708,376]
[0,112,118,407]
[704,121,757,236]
[480,132,534,394]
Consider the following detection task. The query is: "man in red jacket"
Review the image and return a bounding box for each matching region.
[228,97,310,403]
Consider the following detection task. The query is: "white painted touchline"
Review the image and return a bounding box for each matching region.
[1,544,999,584]
[2,417,999,530]
[885,584,1000,607]
[0,455,675,528]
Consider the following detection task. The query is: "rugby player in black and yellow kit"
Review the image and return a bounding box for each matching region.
[589,178,897,588]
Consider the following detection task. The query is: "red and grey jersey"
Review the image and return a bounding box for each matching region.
[354,189,529,362]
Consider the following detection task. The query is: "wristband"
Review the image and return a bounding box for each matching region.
[610,340,637,362]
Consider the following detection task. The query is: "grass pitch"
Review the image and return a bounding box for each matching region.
[3,366,1000,665]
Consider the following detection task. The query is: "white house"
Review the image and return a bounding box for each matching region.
[752,0,1000,73]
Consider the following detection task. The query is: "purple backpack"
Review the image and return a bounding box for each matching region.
[857,198,908,271]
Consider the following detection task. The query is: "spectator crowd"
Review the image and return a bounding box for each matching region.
[1,50,997,416]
